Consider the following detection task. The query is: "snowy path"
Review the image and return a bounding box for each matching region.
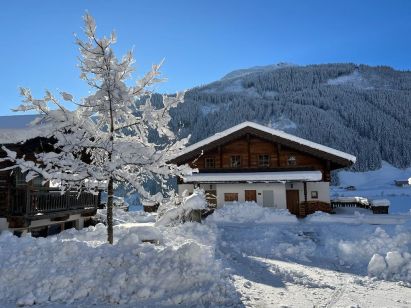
[216,224,411,308]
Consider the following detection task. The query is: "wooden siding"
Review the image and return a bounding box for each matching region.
[0,141,100,227]
[188,135,331,180]
[171,125,353,170]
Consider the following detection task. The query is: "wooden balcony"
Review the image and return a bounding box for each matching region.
[7,188,100,228]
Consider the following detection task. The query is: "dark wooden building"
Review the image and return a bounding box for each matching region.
[0,115,99,235]
[171,121,356,217]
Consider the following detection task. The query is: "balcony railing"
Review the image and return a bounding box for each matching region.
[11,188,100,216]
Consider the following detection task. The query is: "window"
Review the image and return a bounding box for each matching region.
[287,155,297,166]
[224,193,238,202]
[258,154,270,167]
[230,155,241,168]
[205,157,215,168]
[311,191,318,199]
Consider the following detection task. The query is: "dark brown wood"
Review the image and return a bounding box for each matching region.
[247,134,251,167]
[51,215,70,222]
[303,182,308,202]
[170,125,354,169]
[286,190,300,216]
[277,144,281,167]
[181,134,331,180]
[224,193,238,202]
[245,190,257,202]
[218,146,222,168]
[301,201,332,216]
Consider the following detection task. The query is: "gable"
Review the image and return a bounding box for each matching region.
[171,122,356,170]
[182,134,328,170]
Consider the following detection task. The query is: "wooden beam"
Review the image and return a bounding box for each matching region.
[218,145,222,168]
[303,182,308,202]
[277,143,281,167]
[247,134,251,168]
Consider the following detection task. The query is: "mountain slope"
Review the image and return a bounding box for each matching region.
[168,63,411,171]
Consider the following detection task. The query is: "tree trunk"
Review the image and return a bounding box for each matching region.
[107,177,114,244]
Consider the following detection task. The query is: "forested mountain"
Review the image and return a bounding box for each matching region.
[165,63,411,171]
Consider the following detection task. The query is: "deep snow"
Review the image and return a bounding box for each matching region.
[1,201,411,307]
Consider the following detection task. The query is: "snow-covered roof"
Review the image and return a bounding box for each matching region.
[176,121,356,165]
[183,171,322,183]
[0,115,49,144]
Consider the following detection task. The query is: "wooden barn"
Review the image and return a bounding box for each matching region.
[171,121,356,217]
[0,115,100,235]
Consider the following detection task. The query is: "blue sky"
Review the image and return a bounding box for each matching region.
[1,0,411,115]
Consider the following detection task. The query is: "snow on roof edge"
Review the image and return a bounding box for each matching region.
[183,170,323,183]
[179,121,356,163]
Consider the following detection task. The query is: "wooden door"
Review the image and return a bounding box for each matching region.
[245,190,257,202]
[286,190,300,215]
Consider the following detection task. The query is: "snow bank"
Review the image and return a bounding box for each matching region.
[368,251,411,284]
[207,202,298,224]
[0,221,237,307]
[96,207,156,225]
[306,210,410,225]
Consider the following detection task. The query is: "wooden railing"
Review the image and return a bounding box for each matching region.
[10,188,100,216]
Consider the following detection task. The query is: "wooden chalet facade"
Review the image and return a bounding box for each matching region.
[171,121,356,217]
[0,116,99,235]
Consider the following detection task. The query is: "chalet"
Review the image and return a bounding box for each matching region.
[171,121,356,217]
[0,115,99,236]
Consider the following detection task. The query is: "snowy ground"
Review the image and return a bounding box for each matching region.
[1,202,411,307]
[333,161,411,214]
[210,204,411,307]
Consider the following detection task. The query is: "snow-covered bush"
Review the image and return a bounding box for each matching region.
[156,189,207,227]
[368,251,411,284]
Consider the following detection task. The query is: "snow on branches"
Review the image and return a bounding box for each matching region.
[1,13,192,242]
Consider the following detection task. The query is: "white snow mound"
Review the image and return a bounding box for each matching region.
[0,222,236,306]
[207,202,298,224]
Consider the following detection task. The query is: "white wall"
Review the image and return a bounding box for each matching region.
[177,181,330,210]
[215,183,286,209]
[285,181,330,203]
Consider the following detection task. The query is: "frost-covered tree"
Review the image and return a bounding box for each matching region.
[1,13,191,244]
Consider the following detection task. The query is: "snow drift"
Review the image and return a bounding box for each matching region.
[0,222,237,307]
[206,202,298,224]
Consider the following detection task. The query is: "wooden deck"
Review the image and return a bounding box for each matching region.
[5,188,100,228]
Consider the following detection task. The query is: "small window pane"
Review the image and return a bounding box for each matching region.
[311,191,318,199]
[205,157,215,168]
[258,154,270,167]
[287,155,297,166]
[230,155,241,168]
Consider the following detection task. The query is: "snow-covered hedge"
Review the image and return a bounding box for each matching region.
[368,251,411,284]
[0,222,237,307]
[206,202,298,224]
[156,190,208,227]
